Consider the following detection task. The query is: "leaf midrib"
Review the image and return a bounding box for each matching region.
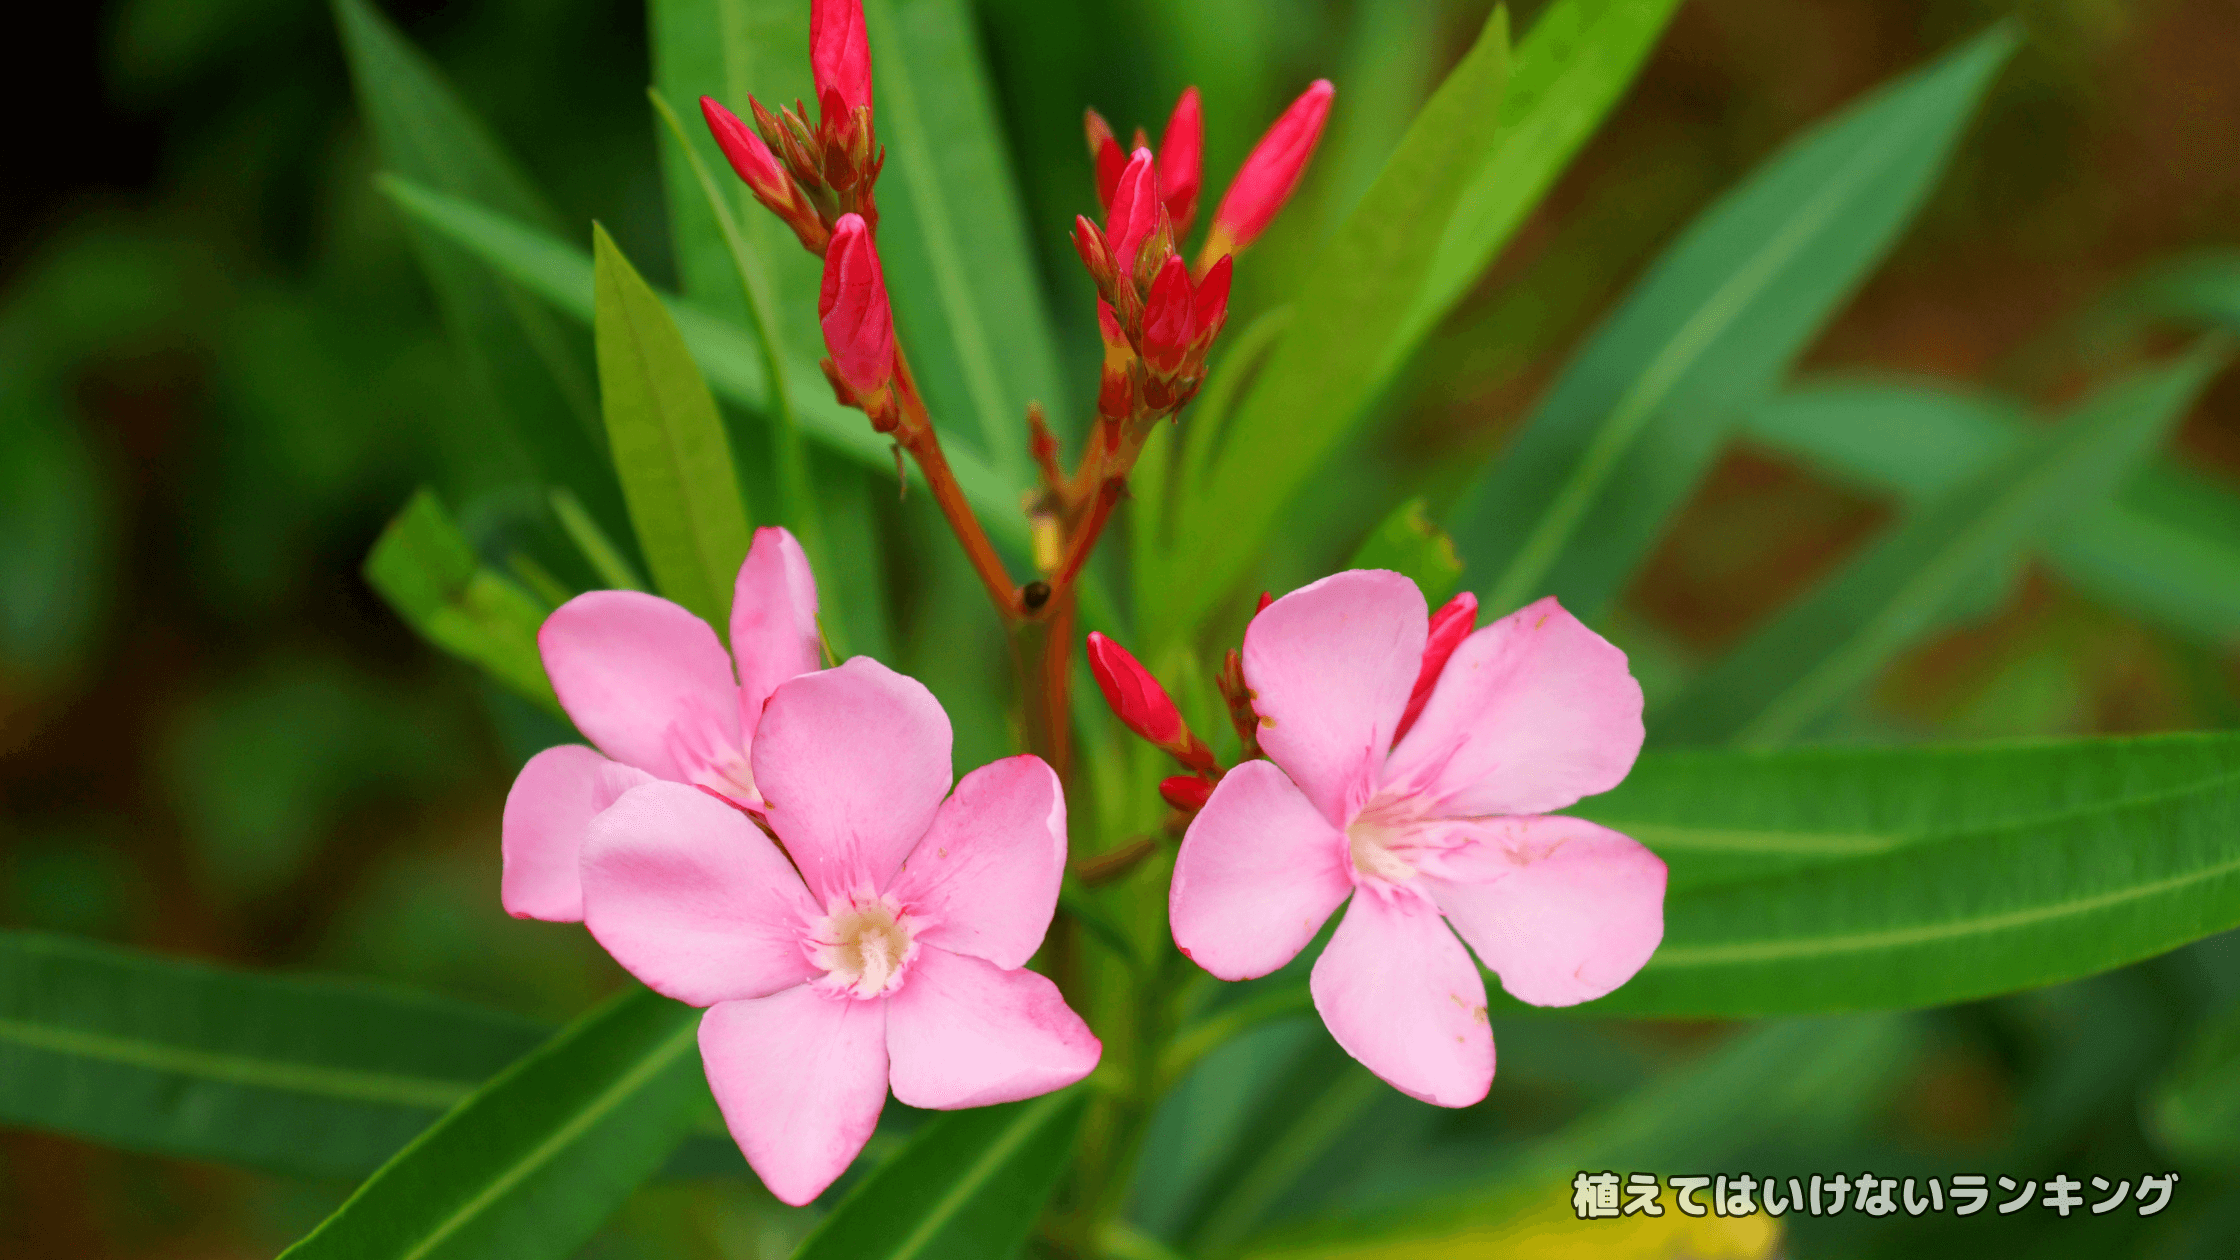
[884,1091,1068,1260]
[0,1017,478,1111]
[395,1017,701,1260]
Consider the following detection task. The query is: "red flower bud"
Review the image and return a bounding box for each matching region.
[1086,631,1184,747]
[818,214,894,398]
[1105,147,1161,276]
[1141,256,1195,375]
[1190,254,1232,346]
[701,96,789,202]
[1072,214,1115,288]
[1159,775,1213,813]
[1208,79,1333,259]
[1159,87,1203,237]
[811,0,873,121]
[1256,590,1274,614]
[1395,590,1478,741]
[1085,109,1126,211]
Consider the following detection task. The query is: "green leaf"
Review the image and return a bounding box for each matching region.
[2120,248,2240,339]
[0,929,547,1180]
[1659,347,2227,747]
[1346,497,1464,604]
[1241,1015,1914,1256]
[863,0,1067,474]
[549,486,647,592]
[1745,378,2240,647]
[1447,24,2016,622]
[793,1089,1087,1260]
[2148,997,2240,1166]
[592,224,755,628]
[364,489,560,713]
[1391,0,1686,359]
[1150,8,1511,645]
[332,0,627,543]
[281,986,707,1260]
[1569,731,2240,1016]
[376,178,1022,552]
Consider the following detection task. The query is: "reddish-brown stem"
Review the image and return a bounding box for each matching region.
[889,350,1022,619]
[1051,478,1123,592]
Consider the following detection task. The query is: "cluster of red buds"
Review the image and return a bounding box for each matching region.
[1089,589,1480,825]
[699,0,884,257]
[1072,81,1333,420]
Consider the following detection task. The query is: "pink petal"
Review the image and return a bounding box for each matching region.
[753,657,953,902]
[540,590,740,781]
[731,526,823,724]
[1427,815,1666,1008]
[500,745,655,922]
[579,782,821,1006]
[1310,888,1492,1108]
[1244,570,1427,825]
[884,947,1100,1109]
[887,756,1065,970]
[1382,596,1643,817]
[1169,759,1353,981]
[700,987,888,1206]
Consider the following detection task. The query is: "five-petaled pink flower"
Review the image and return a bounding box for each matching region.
[580,657,1101,1205]
[1169,570,1665,1107]
[500,526,819,922]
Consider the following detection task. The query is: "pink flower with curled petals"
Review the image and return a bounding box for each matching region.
[1206,79,1334,261]
[579,657,1100,1205]
[500,527,820,923]
[1169,571,1664,1107]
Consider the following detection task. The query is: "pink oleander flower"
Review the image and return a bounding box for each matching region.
[500,527,820,922]
[579,658,1101,1204]
[1168,570,1666,1107]
[820,213,895,398]
[811,0,873,122]
[1206,79,1335,261]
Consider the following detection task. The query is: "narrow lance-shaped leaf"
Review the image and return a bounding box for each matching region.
[863,0,1066,475]
[373,177,1129,637]
[0,930,546,1181]
[1242,1015,1914,1257]
[1660,345,2227,747]
[1448,24,2017,622]
[1569,732,2240,1017]
[1149,8,1511,646]
[280,986,707,1260]
[332,0,629,547]
[364,489,560,713]
[592,224,755,629]
[1744,378,2240,648]
[792,1090,1088,1260]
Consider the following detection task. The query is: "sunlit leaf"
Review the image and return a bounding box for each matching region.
[592,224,754,628]
[792,1089,1087,1260]
[1660,347,2226,747]
[1574,732,2240,1016]
[280,986,707,1260]
[364,489,560,713]
[1447,24,2015,622]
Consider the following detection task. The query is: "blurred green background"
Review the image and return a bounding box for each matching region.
[2,0,2237,1255]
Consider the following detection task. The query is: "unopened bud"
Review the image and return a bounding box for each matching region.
[818,214,894,398]
[1141,256,1195,376]
[1084,109,1125,211]
[1159,87,1203,238]
[1396,590,1478,740]
[702,97,790,204]
[1159,775,1213,813]
[1072,214,1115,289]
[1086,631,1184,747]
[1105,147,1161,276]
[811,0,873,122]
[1190,254,1233,348]
[1206,79,1333,261]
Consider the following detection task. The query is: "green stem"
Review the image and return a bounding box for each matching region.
[1156,981,1315,1093]
[646,89,832,643]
